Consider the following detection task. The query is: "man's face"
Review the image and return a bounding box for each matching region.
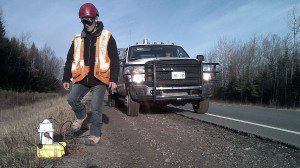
[165,53,171,57]
[81,17,97,32]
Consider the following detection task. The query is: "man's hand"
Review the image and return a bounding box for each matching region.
[63,82,70,91]
[108,82,117,91]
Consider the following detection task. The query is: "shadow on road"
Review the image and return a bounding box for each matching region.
[110,102,179,115]
[85,112,109,124]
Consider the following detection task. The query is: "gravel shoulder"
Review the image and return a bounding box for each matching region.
[57,100,299,168]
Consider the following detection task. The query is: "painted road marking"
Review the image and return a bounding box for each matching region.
[206,113,300,135]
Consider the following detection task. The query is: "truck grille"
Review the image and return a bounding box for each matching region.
[145,59,201,87]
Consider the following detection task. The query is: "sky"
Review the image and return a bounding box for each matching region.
[0,0,299,60]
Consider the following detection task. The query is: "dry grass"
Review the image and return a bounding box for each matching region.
[0,92,75,168]
[0,90,62,110]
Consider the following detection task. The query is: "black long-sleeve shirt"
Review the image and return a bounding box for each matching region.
[63,21,119,87]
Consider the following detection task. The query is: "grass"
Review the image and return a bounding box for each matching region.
[0,91,74,168]
[0,90,62,110]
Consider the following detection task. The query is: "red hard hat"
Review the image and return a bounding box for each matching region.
[79,3,99,18]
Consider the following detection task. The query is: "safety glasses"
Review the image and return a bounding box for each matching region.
[81,18,95,26]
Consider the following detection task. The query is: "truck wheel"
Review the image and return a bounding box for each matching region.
[127,94,140,116]
[108,94,116,107]
[193,99,209,114]
[108,94,124,108]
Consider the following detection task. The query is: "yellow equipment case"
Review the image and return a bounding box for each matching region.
[36,142,66,158]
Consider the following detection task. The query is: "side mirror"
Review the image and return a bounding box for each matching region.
[196,55,204,61]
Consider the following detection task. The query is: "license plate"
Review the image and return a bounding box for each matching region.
[171,71,185,79]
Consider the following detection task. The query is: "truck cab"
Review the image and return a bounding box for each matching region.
[109,40,219,116]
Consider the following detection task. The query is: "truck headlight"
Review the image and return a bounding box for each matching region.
[132,74,145,83]
[203,66,211,71]
[124,66,145,83]
[124,66,145,75]
[203,73,212,81]
[132,66,145,73]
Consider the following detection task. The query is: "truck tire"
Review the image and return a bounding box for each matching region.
[193,99,209,114]
[108,94,116,107]
[127,93,140,116]
[108,94,123,108]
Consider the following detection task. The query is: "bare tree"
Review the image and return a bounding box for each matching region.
[287,6,300,82]
[287,6,300,51]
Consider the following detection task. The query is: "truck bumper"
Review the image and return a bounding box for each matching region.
[128,84,212,103]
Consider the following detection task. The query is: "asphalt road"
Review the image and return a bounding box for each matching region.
[173,102,300,148]
[57,98,299,168]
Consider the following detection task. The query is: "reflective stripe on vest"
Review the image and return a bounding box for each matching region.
[95,29,111,72]
[71,29,111,84]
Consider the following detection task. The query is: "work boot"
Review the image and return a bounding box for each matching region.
[71,114,87,132]
[81,112,91,130]
[83,135,101,146]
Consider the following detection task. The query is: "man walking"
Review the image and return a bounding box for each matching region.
[63,3,119,146]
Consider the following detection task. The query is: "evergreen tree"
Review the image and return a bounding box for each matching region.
[0,9,11,89]
[0,9,5,40]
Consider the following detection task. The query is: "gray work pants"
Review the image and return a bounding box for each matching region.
[67,83,107,137]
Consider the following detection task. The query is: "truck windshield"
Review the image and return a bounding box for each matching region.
[128,45,190,61]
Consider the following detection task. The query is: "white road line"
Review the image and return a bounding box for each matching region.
[206,113,300,135]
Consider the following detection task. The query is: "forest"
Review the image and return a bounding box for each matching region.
[208,8,299,107]
[0,10,63,92]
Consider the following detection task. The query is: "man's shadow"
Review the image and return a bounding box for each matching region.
[71,112,109,137]
[116,102,174,115]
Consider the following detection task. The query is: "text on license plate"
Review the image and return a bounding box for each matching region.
[171,71,185,79]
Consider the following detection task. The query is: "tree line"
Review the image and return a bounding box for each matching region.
[208,8,299,107]
[0,9,63,92]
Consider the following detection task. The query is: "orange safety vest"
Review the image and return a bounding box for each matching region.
[71,29,111,85]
